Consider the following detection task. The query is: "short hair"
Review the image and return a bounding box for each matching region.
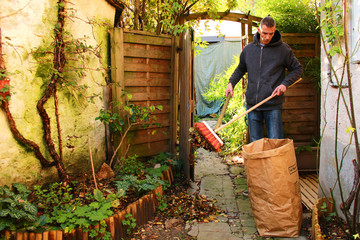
[260,16,276,28]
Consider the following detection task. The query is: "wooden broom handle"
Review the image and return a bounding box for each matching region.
[215,94,231,129]
[214,78,302,133]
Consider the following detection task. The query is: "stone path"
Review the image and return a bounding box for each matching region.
[185,147,310,240]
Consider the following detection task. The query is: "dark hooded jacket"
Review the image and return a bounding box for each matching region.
[229,30,303,110]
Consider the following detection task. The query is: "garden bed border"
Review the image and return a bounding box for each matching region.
[3,167,174,240]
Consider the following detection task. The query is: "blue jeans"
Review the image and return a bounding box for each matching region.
[248,109,284,142]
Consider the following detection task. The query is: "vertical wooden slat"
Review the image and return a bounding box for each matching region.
[113,213,121,239]
[248,15,253,43]
[35,233,42,240]
[117,210,127,239]
[178,30,192,180]
[241,22,246,50]
[48,231,56,240]
[42,232,49,240]
[28,233,35,240]
[106,216,115,240]
[24,232,29,240]
[110,28,127,160]
[55,231,62,240]
[16,232,23,240]
[170,35,180,155]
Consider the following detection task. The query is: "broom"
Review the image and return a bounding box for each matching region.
[195,78,302,152]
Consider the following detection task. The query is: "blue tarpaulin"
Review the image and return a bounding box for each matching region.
[194,40,242,117]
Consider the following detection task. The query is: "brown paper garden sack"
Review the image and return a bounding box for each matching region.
[242,138,302,237]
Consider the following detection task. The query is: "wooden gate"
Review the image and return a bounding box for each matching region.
[110,29,177,158]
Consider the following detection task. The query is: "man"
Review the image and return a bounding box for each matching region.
[225,16,303,143]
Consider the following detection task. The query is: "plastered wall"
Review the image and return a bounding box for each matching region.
[0,0,115,186]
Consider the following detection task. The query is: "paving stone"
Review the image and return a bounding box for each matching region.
[237,198,253,214]
[229,165,243,176]
[198,221,230,232]
[197,231,243,240]
[242,226,259,239]
[186,222,199,237]
[234,176,247,185]
[240,214,256,228]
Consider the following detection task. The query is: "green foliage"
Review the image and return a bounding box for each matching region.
[255,0,318,33]
[122,213,137,235]
[33,182,73,213]
[116,155,144,176]
[148,152,174,166]
[295,145,313,154]
[202,56,247,153]
[89,220,111,240]
[115,175,167,197]
[194,37,209,57]
[302,57,321,90]
[145,165,169,178]
[119,0,239,35]
[156,193,168,212]
[320,202,336,222]
[318,0,344,56]
[96,109,124,134]
[0,83,11,103]
[48,189,118,233]
[0,183,47,232]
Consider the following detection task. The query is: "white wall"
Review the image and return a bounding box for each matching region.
[319,0,360,217]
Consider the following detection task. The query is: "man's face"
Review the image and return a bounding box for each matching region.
[258,25,276,45]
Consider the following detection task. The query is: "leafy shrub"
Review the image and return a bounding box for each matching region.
[254,0,318,33]
[115,175,167,196]
[48,189,119,235]
[145,165,169,178]
[122,213,137,235]
[0,183,47,232]
[115,155,144,176]
[33,182,74,213]
[202,56,247,153]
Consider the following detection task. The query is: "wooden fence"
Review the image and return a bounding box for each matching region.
[110,29,177,158]
[282,33,320,145]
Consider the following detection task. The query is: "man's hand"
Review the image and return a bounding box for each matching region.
[225,83,234,97]
[272,84,287,96]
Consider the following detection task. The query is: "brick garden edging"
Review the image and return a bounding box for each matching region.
[3,167,174,240]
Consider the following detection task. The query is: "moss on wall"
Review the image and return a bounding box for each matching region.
[0,0,115,187]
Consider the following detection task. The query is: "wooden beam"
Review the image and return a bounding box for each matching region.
[182,12,262,23]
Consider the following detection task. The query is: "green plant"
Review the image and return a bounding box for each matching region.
[33,182,73,213]
[202,55,247,153]
[115,174,167,197]
[48,189,119,233]
[145,165,169,178]
[295,145,313,154]
[122,213,137,235]
[255,0,318,33]
[89,220,111,240]
[0,183,47,232]
[96,91,163,168]
[0,83,10,103]
[320,202,336,222]
[115,155,144,176]
[149,152,174,166]
[156,193,168,212]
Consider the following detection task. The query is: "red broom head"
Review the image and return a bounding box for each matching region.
[194,121,223,152]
